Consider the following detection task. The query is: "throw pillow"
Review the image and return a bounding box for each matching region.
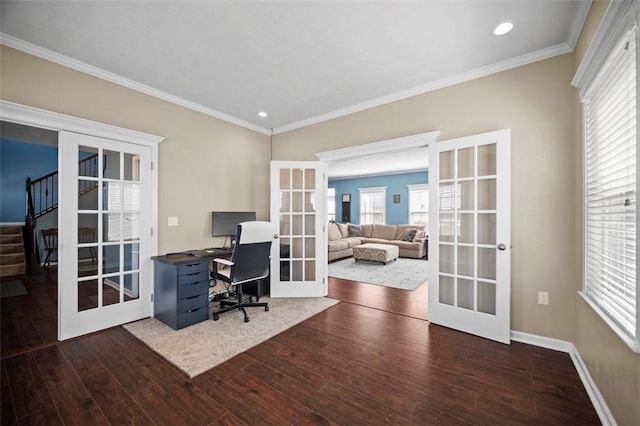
[413,230,426,242]
[328,223,343,241]
[348,224,363,237]
[401,229,417,242]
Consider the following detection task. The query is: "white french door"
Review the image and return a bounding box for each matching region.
[59,131,152,340]
[428,129,511,344]
[270,161,327,297]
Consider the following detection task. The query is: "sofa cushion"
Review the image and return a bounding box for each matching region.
[328,240,349,251]
[361,238,390,245]
[371,224,397,240]
[391,240,422,249]
[343,237,363,248]
[348,224,363,237]
[360,224,374,238]
[337,222,349,238]
[328,223,343,241]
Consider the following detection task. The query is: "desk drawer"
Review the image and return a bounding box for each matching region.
[178,262,208,275]
[178,293,208,313]
[178,270,208,286]
[178,281,208,299]
[177,306,208,329]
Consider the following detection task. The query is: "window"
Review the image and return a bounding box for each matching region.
[328,187,336,222]
[575,3,639,352]
[408,184,429,226]
[359,187,386,224]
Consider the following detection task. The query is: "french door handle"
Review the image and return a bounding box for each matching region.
[497,243,507,251]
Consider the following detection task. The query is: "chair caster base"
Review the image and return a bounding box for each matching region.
[265,306,269,312]
[244,316,250,323]
[212,314,219,321]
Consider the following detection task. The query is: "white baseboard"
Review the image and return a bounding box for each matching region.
[511,331,616,426]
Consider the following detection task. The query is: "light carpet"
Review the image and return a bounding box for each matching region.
[0,279,28,299]
[328,257,429,291]
[123,296,339,378]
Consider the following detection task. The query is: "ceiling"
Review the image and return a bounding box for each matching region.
[1,1,591,136]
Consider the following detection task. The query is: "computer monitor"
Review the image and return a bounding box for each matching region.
[211,211,256,247]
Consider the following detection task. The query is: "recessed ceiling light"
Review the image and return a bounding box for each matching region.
[257,111,268,118]
[493,22,514,36]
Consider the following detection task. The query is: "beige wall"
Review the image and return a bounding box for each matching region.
[0,45,270,254]
[274,53,580,341]
[2,1,638,421]
[273,2,639,422]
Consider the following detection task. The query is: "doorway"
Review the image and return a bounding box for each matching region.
[316,131,439,320]
[1,100,162,345]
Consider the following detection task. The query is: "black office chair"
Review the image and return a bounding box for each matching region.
[211,221,276,322]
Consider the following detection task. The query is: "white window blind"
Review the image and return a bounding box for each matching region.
[584,25,637,340]
[359,187,386,224]
[327,187,336,222]
[408,184,429,226]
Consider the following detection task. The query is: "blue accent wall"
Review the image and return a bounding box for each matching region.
[0,139,58,222]
[329,171,428,224]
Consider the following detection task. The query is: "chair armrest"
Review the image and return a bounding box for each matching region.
[213,258,234,266]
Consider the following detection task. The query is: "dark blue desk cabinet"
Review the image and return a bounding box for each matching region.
[152,254,210,329]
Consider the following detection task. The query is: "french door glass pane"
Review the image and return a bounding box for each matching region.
[79,180,98,210]
[457,246,474,277]
[458,278,474,310]
[478,282,497,315]
[478,179,496,210]
[478,143,497,176]
[78,279,98,311]
[458,147,475,178]
[478,214,496,245]
[439,245,454,273]
[439,276,454,305]
[103,278,120,306]
[440,150,454,179]
[124,153,140,181]
[103,245,119,274]
[103,150,120,179]
[79,146,98,177]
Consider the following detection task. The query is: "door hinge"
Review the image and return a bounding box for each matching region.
[150,227,154,236]
[150,293,154,302]
[151,161,154,170]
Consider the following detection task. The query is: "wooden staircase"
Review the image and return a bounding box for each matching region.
[0,226,26,278]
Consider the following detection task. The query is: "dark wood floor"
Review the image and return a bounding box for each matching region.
[1,272,600,425]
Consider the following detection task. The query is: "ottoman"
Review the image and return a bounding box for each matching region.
[352,243,399,265]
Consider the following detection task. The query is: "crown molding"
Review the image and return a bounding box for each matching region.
[567,0,593,50]
[274,42,573,135]
[0,33,271,136]
[2,32,574,138]
[572,0,638,97]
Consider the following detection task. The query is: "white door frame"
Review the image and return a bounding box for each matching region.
[0,100,163,340]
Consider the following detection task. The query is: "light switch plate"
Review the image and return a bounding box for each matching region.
[168,216,179,227]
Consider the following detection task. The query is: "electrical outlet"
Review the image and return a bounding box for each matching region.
[538,291,549,305]
[167,216,179,227]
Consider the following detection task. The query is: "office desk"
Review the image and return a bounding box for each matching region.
[152,250,231,329]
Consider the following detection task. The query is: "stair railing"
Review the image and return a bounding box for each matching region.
[24,154,99,271]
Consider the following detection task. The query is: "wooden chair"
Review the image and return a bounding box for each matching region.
[41,228,58,267]
[78,227,97,263]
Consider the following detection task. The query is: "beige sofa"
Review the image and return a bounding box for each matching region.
[328,222,427,261]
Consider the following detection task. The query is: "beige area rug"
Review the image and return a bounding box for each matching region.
[123,296,339,378]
